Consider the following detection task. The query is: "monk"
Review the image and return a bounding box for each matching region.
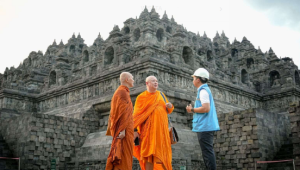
[133,76,174,170]
[106,72,135,170]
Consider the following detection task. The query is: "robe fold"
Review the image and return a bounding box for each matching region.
[133,90,174,170]
[106,85,134,170]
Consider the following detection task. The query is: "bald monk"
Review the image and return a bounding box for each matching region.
[133,76,174,170]
[106,72,135,170]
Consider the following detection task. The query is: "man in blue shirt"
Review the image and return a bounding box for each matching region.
[186,68,220,170]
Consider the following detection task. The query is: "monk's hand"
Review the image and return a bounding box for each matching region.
[134,132,139,140]
[166,102,173,108]
[186,104,193,113]
[117,129,126,139]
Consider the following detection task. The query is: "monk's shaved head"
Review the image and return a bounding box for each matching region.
[120,72,134,88]
[120,72,132,83]
[146,76,158,92]
[145,76,157,82]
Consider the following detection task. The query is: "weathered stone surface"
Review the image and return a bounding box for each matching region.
[0,113,98,170]
[214,109,291,170]
[289,103,300,170]
[0,6,300,170]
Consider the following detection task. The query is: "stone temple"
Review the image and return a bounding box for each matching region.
[0,7,300,170]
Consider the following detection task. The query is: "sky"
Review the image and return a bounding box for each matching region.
[0,0,300,74]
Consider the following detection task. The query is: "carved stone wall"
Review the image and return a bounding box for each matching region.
[0,6,299,170]
[1,7,300,118]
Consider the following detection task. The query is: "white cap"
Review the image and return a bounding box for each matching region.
[192,68,209,79]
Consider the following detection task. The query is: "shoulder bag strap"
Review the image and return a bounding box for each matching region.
[160,91,173,127]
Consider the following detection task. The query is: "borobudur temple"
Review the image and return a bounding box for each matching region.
[0,7,299,170]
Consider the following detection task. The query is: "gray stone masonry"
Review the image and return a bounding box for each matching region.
[0,6,300,170]
[0,112,99,170]
[214,108,290,170]
[1,7,300,119]
[289,101,300,169]
[71,130,204,170]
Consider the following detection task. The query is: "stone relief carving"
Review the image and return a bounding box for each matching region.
[0,7,298,116]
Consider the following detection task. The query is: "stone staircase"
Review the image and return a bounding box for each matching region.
[267,142,295,170]
[0,135,19,170]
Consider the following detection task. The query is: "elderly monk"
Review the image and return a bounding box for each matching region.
[133,76,174,170]
[106,72,135,170]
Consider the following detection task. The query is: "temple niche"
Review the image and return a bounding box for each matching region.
[69,45,75,54]
[49,71,56,86]
[182,46,193,65]
[133,28,140,41]
[207,50,213,62]
[123,26,130,34]
[197,48,205,56]
[104,46,114,65]
[231,48,238,57]
[83,50,89,63]
[156,28,164,42]
[295,71,300,86]
[241,69,248,84]
[166,26,172,34]
[269,70,281,87]
[247,58,254,69]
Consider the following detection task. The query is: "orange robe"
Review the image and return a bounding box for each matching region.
[106,85,134,170]
[133,90,174,170]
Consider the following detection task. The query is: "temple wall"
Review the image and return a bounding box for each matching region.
[214,109,290,170]
[35,59,266,120]
[288,102,300,169]
[0,113,99,170]
[0,96,34,113]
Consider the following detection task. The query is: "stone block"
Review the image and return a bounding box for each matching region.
[251,152,261,158]
[64,140,69,146]
[290,115,300,122]
[289,107,296,113]
[39,136,46,143]
[242,126,252,131]
[247,140,253,144]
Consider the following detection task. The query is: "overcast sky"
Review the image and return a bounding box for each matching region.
[1,0,300,74]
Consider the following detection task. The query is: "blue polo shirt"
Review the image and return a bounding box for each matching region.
[192,84,220,132]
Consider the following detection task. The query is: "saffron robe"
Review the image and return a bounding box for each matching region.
[106,85,134,170]
[133,90,174,170]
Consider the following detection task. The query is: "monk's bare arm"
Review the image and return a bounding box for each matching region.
[163,92,174,114]
[117,129,126,139]
[166,103,174,114]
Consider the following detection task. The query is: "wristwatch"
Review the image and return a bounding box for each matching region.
[191,108,194,113]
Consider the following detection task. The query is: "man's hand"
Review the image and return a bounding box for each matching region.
[117,129,126,139]
[166,102,173,108]
[134,132,139,140]
[186,104,193,113]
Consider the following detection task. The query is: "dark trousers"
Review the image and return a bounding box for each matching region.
[197,131,216,170]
